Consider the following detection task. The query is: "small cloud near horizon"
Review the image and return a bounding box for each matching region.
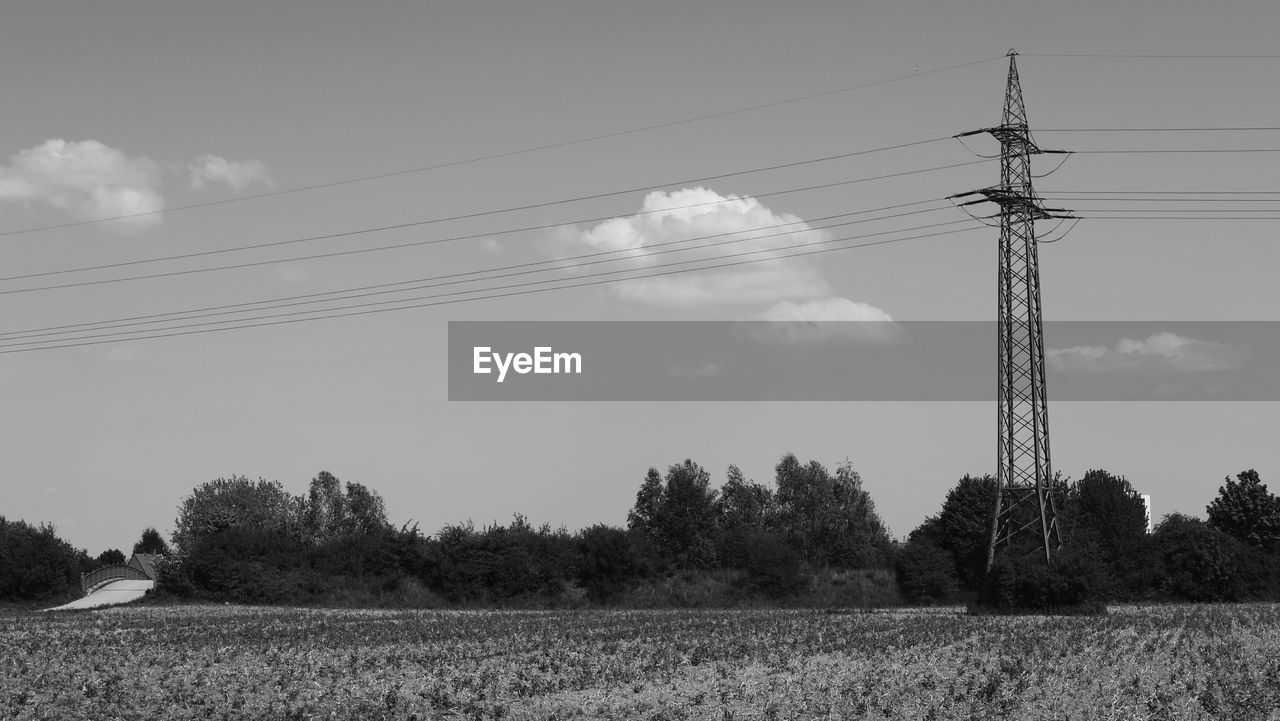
[748,297,902,345]
[1047,332,1246,373]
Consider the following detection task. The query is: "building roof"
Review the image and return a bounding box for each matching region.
[127,553,160,579]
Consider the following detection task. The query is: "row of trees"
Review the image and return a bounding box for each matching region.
[152,457,894,605]
[895,469,1280,607]
[6,460,1278,607]
[629,456,893,572]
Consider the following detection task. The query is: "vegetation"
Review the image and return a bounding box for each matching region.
[131,527,169,556]
[6,458,1279,610]
[895,469,1280,609]
[3,604,1279,720]
[0,517,93,604]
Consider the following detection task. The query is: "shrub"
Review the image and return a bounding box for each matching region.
[977,548,1107,614]
[895,538,957,604]
[0,517,90,602]
[574,524,641,603]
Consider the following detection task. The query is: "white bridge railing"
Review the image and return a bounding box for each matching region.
[80,564,151,593]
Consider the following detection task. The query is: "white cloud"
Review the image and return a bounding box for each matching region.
[0,139,163,230]
[545,187,832,306]
[750,297,901,344]
[1047,332,1246,372]
[760,297,893,323]
[189,155,272,192]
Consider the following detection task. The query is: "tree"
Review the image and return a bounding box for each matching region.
[574,524,641,602]
[894,535,956,604]
[1207,469,1280,551]
[0,517,91,602]
[907,475,998,593]
[1153,513,1246,602]
[772,454,892,569]
[342,481,390,536]
[829,460,894,567]
[1058,469,1149,597]
[1061,470,1147,559]
[626,468,665,541]
[715,465,777,569]
[627,460,720,571]
[96,548,127,566]
[171,476,303,554]
[302,472,391,544]
[304,471,346,543]
[716,465,773,532]
[133,527,170,555]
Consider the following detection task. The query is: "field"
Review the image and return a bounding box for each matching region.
[3,604,1279,720]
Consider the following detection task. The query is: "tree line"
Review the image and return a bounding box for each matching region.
[896,469,1280,609]
[3,459,1279,608]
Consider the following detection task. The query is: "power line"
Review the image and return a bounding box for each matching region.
[0,222,986,353]
[1022,52,1280,59]
[1072,208,1280,213]
[0,56,1001,240]
[1077,215,1280,219]
[0,200,943,336]
[1,158,989,296]
[1038,127,1280,132]
[1045,190,1280,194]
[2,136,956,282]
[1073,148,1280,154]
[0,202,954,341]
[1043,196,1280,202]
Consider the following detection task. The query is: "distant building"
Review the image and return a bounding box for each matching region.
[1141,494,1153,534]
[127,553,160,579]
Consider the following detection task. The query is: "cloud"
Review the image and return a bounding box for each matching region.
[0,139,163,230]
[1047,332,1246,372]
[189,155,272,192]
[748,297,901,344]
[760,297,893,323]
[545,187,831,306]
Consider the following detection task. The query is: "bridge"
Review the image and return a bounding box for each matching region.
[43,553,160,611]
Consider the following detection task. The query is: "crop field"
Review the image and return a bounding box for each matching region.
[2,604,1279,720]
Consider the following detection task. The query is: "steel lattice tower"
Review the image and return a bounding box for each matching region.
[954,51,1072,570]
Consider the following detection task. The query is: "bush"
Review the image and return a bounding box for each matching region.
[735,528,809,599]
[1153,513,1247,602]
[0,517,91,603]
[574,525,641,603]
[977,548,1107,614]
[895,538,957,604]
[180,526,312,603]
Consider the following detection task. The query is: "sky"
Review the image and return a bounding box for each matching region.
[3,0,1280,554]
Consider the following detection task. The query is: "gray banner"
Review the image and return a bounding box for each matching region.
[447,321,1279,401]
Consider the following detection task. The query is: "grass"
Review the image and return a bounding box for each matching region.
[3,603,1279,719]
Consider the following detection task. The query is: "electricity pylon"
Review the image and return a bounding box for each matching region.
[952,51,1074,570]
